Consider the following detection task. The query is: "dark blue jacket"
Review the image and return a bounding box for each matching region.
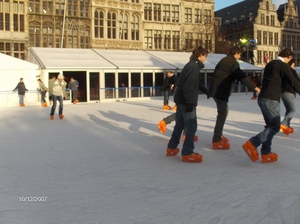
[174,56,204,107]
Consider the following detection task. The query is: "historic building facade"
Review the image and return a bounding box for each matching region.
[215,0,300,67]
[0,0,215,60]
[277,0,300,65]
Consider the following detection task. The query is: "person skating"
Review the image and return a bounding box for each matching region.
[166,46,208,163]
[50,74,67,120]
[13,78,28,107]
[279,58,300,135]
[68,77,79,104]
[37,79,49,107]
[209,46,260,150]
[242,49,300,163]
[162,71,178,110]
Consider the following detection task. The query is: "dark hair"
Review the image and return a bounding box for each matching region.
[229,46,242,55]
[278,48,293,58]
[287,58,295,67]
[191,46,208,58]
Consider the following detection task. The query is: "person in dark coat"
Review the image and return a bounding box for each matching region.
[165,46,208,163]
[13,78,28,107]
[209,46,260,149]
[162,71,176,110]
[279,58,300,135]
[243,49,300,163]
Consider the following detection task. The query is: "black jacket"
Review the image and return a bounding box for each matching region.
[209,54,256,102]
[13,82,28,95]
[174,56,204,106]
[259,59,300,101]
[281,68,300,96]
[162,74,178,92]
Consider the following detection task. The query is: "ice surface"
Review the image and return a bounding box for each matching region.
[1,94,300,224]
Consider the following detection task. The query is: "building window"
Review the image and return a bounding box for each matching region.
[154,30,162,49]
[257,30,261,44]
[195,33,202,47]
[287,35,291,48]
[185,32,193,50]
[13,42,25,60]
[171,5,179,22]
[144,3,152,21]
[263,31,267,45]
[67,0,77,16]
[195,8,202,23]
[13,14,18,31]
[131,15,139,41]
[29,0,39,13]
[163,4,170,22]
[154,3,161,21]
[296,36,300,50]
[269,32,273,45]
[185,8,192,23]
[94,10,104,38]
[271,15,275,26]
[282,34,286,48]
[172,31,179,50]
[266,15,269,25]
[107,11,116,39]
[5,13,9,30]
[289,18,293,28]
[42,25,53,47]
[144,29,152,49]
[274,33,278,45]
[292,36,296,50]
[257,50,262,64]
[0,42,11,55]
[260,13,265,24]
[42,1,53,14]
[80,0,89,17]
[204,9,211,24]
[30,25,41,47]
[119,13,128,40]
[164,30,171,50]
[55,0,65,15]
[80,29,90,48]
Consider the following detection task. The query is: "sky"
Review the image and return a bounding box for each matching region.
[215,0,288,11]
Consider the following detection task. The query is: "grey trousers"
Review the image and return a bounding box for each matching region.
[212,98,228,142]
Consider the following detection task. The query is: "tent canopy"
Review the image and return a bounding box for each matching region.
[0,53,38,70]
[27,48,263,72]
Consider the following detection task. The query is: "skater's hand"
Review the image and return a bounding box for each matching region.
[186,103,193,113]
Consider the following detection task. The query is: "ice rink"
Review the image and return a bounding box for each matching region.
[1,94,300,224]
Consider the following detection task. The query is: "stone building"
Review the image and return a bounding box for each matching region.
[215,0,300,67]
[0,0,215,60]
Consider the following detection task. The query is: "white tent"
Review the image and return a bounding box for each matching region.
[0,53,39,106]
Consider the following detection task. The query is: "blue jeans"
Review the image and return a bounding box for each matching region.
[167,104,197,156]
[280,92,296,127]
[18,94,24,104]
[50,95,63,116]
[250,97,280,155]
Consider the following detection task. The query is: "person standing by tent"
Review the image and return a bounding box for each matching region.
[37,79,48,107]
[50,73,67,120]
[13,78,28,107]
[68,77,79,104]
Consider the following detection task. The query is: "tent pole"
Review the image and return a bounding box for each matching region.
[61,0,67,48]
